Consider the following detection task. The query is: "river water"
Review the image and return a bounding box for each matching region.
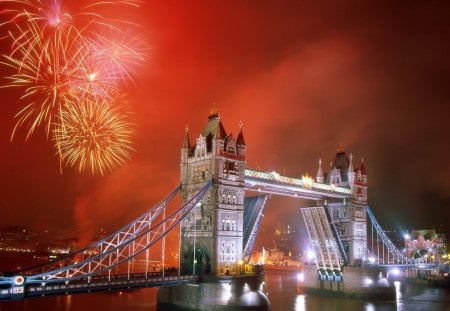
[1,271,449,310]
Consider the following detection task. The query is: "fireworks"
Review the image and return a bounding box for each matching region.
[53,96,135,175]
[0,0,145,174]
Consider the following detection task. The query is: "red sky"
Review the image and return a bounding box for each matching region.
[1,1,449,244]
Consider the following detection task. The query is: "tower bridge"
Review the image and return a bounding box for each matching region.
[0,109,438,303]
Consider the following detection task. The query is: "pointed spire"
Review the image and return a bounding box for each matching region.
[182,125,191,148]
[316,158,324,183]
[214,119,227,139]
[347,153,356,185]
[236,120,246,145]
[348,153,354,172]
[209,103,219,120]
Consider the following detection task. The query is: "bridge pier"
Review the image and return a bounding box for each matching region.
[298,264,396,300]
[157,272,269,310]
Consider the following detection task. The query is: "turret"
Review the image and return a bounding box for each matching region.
[347,153,356,186]
[316,159,324,183]
[326,146,350,186]
[236,121,246,159]
[181,126,191,156]
[353,158,368,204]
[180,126,191,187]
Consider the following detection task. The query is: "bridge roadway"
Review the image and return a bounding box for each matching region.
[244,168,352,200]
[0,272,198,300]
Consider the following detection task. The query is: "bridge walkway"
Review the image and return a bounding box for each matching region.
[0,272,198,300]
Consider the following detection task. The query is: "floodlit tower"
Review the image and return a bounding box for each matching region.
[180,108,246,276]
[324,147,368,265]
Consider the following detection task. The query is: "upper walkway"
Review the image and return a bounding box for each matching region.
[244,168,352,200]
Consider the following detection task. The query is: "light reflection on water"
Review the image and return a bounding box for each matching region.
[0,271,449,310]
[294,295,306,311]
[264,271,450,311]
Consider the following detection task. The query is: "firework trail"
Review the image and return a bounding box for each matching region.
[0,0,145,174]
[53,95,135,175]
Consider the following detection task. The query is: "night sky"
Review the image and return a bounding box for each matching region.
[1,1,449,246]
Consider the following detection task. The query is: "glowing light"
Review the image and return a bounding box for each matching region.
[394,281,402,304]
[88,72,98,82]
[294,295,306,311]
[220,283,232,303]
[301,174,313,188]
[306,250,315,260]
[243,282,249,293]
[297,272,304,282]
[388,268,402,278]
[365,303,375,311]
[13,275,25,285]
[364,277,373,286]
[369,256,376,264]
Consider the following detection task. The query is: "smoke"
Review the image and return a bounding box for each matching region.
[73,160,179,247]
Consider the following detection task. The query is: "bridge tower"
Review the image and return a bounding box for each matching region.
[318,148,368,265]
[180,108,246,276]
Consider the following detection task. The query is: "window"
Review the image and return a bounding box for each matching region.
[221,217,236,231]
[355,223,364,237]
[221,188,237,205]
[333,209,340,219]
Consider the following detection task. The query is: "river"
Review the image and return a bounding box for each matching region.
[1,271,449,310]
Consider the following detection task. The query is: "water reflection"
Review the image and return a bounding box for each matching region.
[294,295,306,311]
[264,271,450,311]
[2,272,450,311]
[394,281,405,311]
[65,294,72,311]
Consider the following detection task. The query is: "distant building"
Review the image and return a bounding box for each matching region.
[0,226,39,252]
[273,223,299,256]
[405,229,445,259]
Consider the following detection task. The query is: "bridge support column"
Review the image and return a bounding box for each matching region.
[298,264,396,300]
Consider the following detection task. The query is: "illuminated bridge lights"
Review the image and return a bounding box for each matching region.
[244,168,352,198]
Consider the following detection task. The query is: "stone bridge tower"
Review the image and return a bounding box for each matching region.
[317,148,368,265]
[180,108,246,276]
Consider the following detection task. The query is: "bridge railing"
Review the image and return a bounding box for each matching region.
[367,207,415,266]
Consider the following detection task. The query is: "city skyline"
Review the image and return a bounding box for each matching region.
[1,1,449,245]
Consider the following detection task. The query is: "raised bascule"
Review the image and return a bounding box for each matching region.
[0,109,439,306]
